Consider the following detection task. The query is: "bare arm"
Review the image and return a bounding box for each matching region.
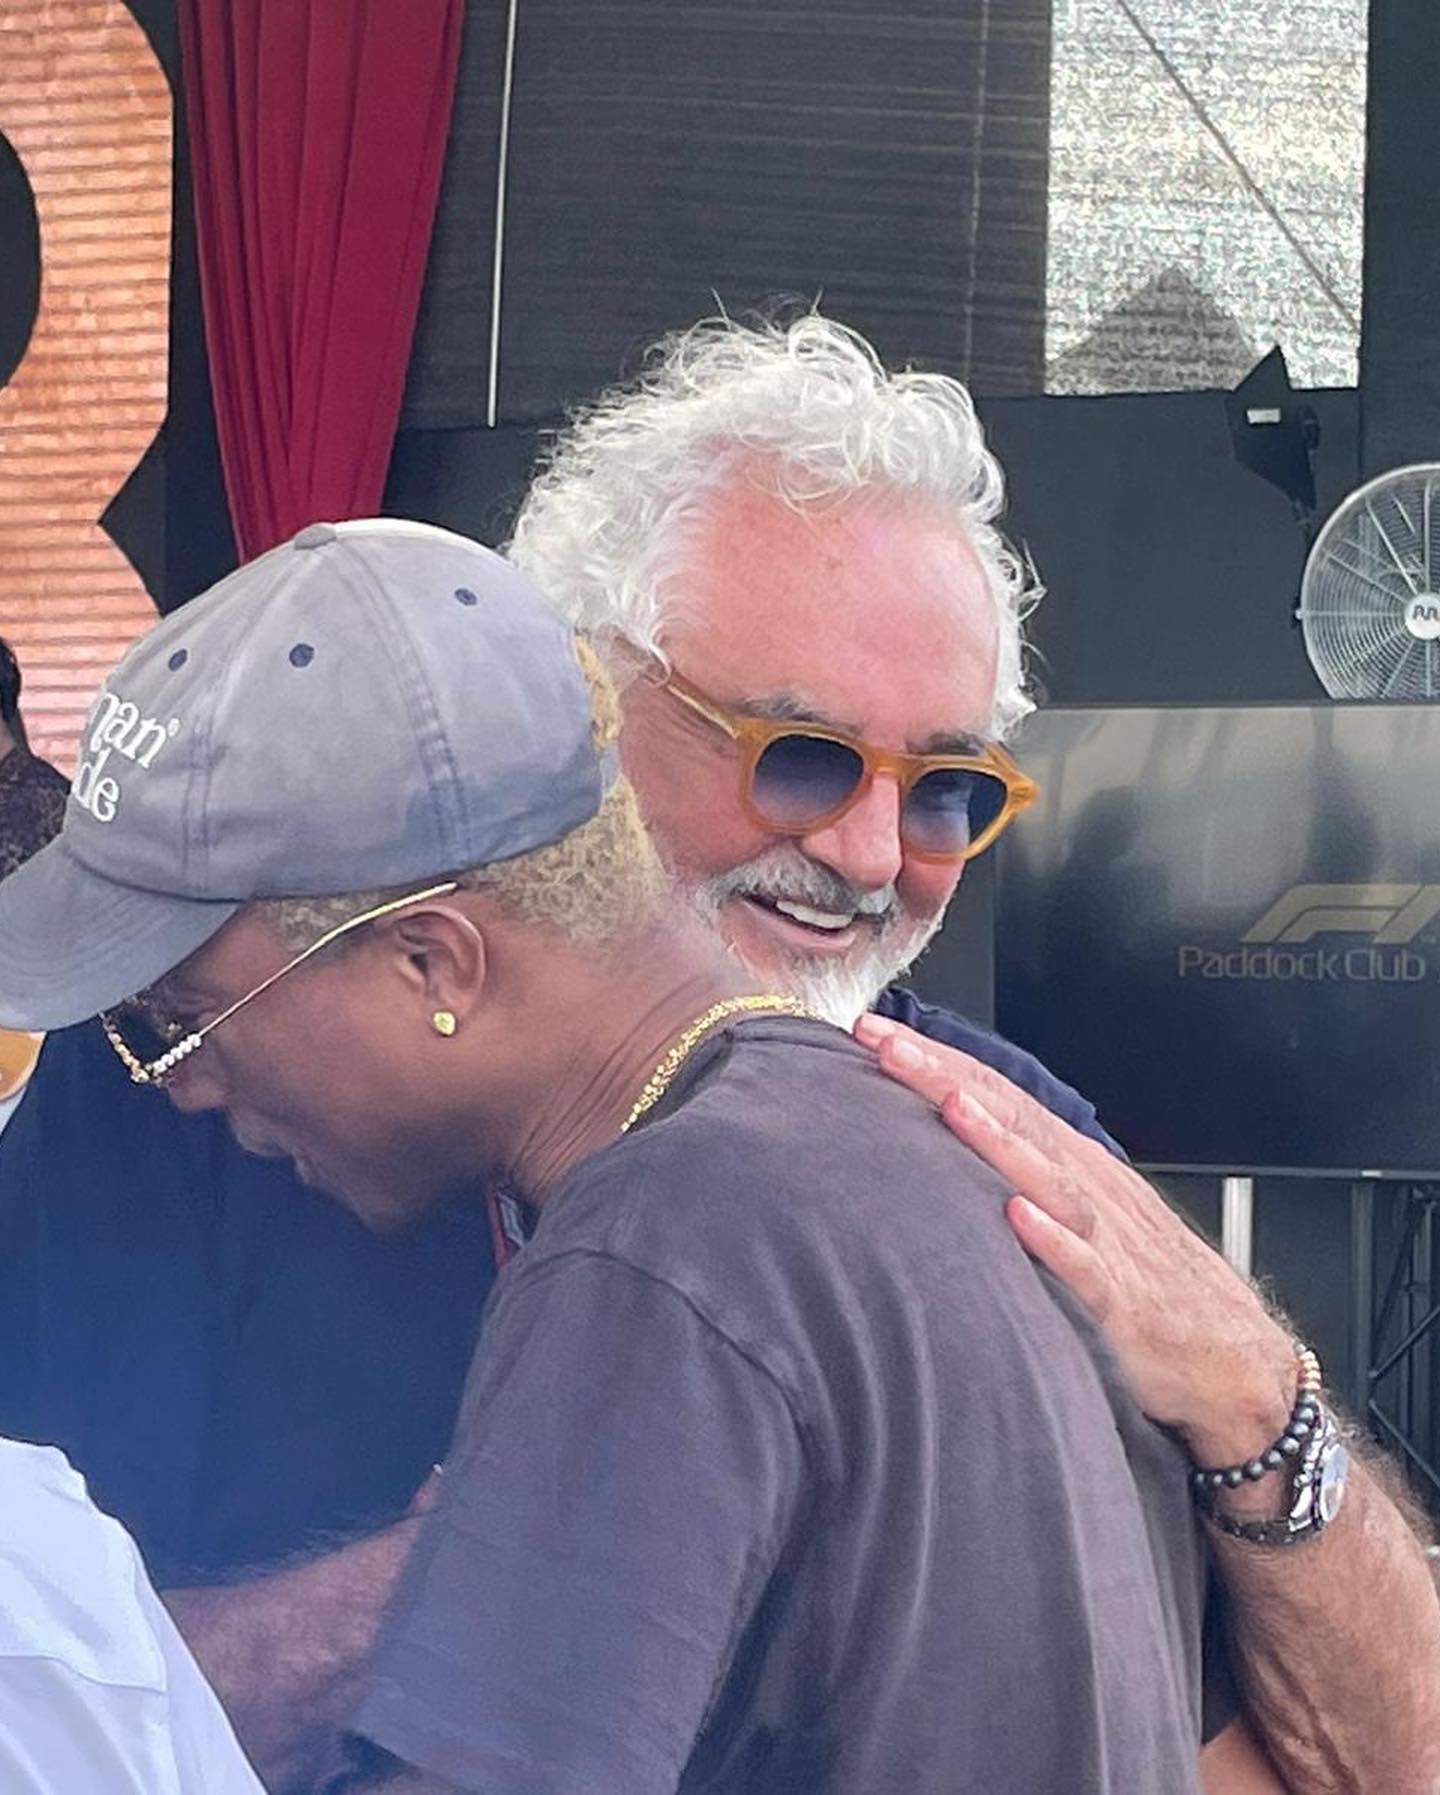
[164,1515,421,1795]
[1204,1453,1440,1794]
[858,1015,1440,1795]
[1201,1718,1295,1794]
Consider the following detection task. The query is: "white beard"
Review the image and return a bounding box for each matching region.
[684,843,947,1028]
[763,916,943,1027]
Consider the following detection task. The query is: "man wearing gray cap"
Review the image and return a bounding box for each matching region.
[0,518,1216,1794]
[1,314,1437,1795]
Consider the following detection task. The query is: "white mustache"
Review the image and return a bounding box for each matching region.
[704,850,900,930]
[685,844,947,1027]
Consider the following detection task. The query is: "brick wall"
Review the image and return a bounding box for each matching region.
[0,1,171,775]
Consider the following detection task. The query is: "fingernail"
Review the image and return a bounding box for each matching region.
[889,1037,922,1069]
[854,1013,894,1043]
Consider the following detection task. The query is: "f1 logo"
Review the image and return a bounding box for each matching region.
[1243,884,1440,946]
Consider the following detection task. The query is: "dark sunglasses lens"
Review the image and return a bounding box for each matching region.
[752,733,866,830]
[904,767,1008,857]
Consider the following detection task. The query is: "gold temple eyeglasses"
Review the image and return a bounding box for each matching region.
[101,881,460,1088]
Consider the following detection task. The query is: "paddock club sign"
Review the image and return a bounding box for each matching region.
[1177,883,1440,987]
[990,703,1440,1173]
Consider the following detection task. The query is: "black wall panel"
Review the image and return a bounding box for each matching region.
[988,388,1360,708]
[460,0,1051,423]
[402,0,512,432]
[1360,0,1440,475]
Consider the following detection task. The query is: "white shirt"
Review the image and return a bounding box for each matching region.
[0,1440,265,1794]
[0,1086,25,1136]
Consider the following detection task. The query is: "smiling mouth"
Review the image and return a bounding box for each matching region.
[739,893,881,942]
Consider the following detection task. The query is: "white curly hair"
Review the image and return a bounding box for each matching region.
[507,311,1038,739]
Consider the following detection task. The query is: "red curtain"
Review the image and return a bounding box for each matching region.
[178,0,464,561]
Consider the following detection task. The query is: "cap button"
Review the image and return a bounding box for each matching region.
[292,523,338,551]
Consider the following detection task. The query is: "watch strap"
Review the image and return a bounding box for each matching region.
[1203,1407,1349,1547]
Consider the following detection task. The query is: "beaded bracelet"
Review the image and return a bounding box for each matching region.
[1190,1342,1324,1494]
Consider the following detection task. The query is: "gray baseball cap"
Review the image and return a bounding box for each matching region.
[0,519,617,1030]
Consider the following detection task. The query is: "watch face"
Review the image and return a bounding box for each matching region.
[1318,1439,1350,1526]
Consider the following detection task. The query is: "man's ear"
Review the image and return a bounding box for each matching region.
[374,901,488,1025]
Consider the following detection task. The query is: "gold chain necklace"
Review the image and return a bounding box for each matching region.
[619,994,823,1134]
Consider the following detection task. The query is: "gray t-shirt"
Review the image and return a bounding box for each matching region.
[355,1020,1209,1794]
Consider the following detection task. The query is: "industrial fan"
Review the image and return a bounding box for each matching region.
[1298,463,1440,699]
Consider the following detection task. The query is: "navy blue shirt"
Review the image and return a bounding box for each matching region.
[0,1019,492,1582]
[0,991,1114,1581]
[873,985,1121,1152]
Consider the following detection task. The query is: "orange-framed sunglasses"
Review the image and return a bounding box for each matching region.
[659,669,1037,864]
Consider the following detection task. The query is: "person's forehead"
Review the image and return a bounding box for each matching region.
[667,481,999,745]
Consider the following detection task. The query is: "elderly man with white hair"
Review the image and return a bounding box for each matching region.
[0,316,1434,1795]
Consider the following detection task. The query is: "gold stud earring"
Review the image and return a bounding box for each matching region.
[431,1010,457,1038]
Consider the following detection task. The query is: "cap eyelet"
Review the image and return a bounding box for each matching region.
[289,643,315,668]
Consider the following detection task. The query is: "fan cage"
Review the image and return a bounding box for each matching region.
[1300,463,1440,701]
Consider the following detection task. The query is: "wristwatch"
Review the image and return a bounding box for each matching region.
[1204,1405,1350,1547]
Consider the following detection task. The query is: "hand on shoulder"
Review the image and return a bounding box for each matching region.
[853,1014,1296,1462]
